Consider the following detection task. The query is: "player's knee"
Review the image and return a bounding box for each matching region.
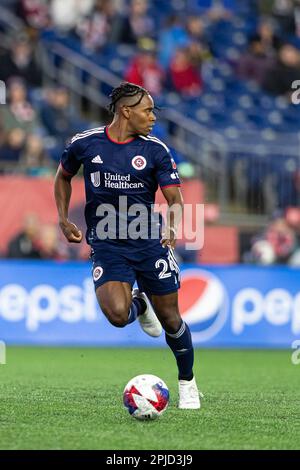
[160,312,182,334]
[102,304,129,328]
[109,317,128,328]
[165,319,182,334]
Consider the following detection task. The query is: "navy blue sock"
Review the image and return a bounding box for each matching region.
[127,297,146,324]
[165,321,194,381]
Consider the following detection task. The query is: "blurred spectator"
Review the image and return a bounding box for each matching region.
[0,36,42,87]
[186,15,212,67]
[16,0,50,31]
[237,17,282,85]
[256,17,282,55]
[39,87,85,150]
[19,134,54,176]
[7,213,41,258]
[186,15,205,42]
[169,48,203,96]
[158,14,189,69]
[0,78,40,133]
[0,128,25,167]
[76,0,123,52]
[206,1,233,22]
[187,41,210,70]
[50,0,94,33]
[237,35,275,86]
[124,40,165,96]
[263,43,300,96]
[272,0,296,36]
[250,216,300,265]
[117,0,155,44]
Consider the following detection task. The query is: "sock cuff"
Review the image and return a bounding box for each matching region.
[166,321,186,339]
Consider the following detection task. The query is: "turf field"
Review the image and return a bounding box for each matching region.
[0,347,299,450]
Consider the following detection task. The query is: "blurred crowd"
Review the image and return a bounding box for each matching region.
[2,0,300,262]
[0,77,87,175]
[2,0,300,175]
[0,0,212,177]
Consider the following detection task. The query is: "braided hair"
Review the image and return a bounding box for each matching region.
[108,82,149,114]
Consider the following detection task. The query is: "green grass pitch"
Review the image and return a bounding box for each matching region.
[0,347,299,450]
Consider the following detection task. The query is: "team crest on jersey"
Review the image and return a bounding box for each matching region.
[93,266,103,281]
[91,171,101,187]
[132,155,147,170]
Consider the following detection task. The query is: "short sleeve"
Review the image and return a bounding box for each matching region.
[60,141,81,176]
[154,148,181,189]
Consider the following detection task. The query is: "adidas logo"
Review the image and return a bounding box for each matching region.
[91,155,103,163]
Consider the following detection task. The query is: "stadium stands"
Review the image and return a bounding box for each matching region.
[1,0,300,263]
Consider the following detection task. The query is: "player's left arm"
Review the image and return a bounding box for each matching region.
[160,186,184,249]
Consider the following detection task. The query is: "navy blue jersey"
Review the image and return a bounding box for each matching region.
[60,126,181,251]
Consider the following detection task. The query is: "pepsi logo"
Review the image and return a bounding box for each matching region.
[132,156,147,170]
[93,266,103,281]
[178,269,229,342]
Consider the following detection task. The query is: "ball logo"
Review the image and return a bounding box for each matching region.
[93,266,103,281]
[178,269,229,342]
[132,156,147,170]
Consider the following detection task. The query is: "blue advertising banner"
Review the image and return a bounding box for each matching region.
[0,260,299,347]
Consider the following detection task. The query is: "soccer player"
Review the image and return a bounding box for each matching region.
[54,82,202,409]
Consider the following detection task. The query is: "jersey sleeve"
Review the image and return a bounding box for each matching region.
[60,141,81,176]
[154,147,181,189]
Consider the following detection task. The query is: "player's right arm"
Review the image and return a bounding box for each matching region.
[54,141,83,243]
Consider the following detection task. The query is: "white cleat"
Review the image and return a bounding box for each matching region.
[132,288,162,338]
[178,377,203,409]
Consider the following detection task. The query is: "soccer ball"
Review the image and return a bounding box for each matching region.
[123,374,169,420]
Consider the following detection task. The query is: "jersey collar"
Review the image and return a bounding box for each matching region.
[105,126,136,144]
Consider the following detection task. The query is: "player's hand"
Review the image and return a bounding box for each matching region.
[160,227,177,249]
[59,220,83,243]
